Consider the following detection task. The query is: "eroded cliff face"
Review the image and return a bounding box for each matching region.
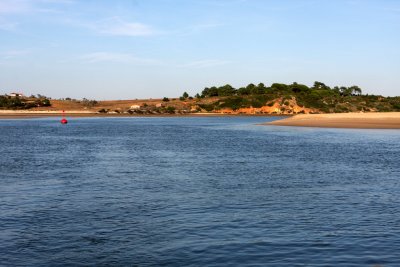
[217,97,318,115]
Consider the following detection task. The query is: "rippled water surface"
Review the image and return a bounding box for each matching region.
[1,116,400,266]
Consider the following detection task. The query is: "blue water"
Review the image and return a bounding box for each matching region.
[1,116,400,266]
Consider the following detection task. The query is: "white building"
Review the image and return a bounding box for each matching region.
[130,104,141,110]
[8,92,24,97]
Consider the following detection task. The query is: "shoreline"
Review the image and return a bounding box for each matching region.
[0,110,287,119]
[267,112,400,129]
[4,111,400,129]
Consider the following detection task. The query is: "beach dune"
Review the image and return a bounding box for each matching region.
[268,112,400,129]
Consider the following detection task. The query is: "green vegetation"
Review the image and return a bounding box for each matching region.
[194,81,400,113]
[179,92,190,101]
[0,94,51,109]
[166,106,176,113]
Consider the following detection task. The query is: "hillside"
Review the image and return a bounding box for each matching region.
[193,81,400,114]
[2,81,399,115]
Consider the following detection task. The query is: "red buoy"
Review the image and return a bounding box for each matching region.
[61,110,68,124]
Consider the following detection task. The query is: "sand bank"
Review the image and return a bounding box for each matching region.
[268,112,400,129]
[0,110,228,119]
[0,110,97,119]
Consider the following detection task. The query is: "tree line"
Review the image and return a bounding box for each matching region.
[198,81,362,98]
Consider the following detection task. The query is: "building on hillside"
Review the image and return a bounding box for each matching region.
[8,92,24,98]
[130,104,141,110]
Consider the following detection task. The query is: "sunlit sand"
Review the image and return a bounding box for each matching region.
[268,112,400,129]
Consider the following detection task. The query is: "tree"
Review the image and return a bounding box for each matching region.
[312,81,330,90]
[182,92,189,99]
[201,86,218,97]
[349,86,362,96]
[333,86,340,93]
[163,97,170,102]
[42,98,51,106]
[271,83,289,91]
[218,84,236,96]
[339,86,353,96]
[201,87,210,97]
[237,87,250,95]
[246,83,256,93]
[290,82,310,93]
[248,83,267,94]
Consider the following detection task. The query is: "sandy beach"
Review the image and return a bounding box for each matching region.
[268,112,400,129]
[0,110,229,119]
[0,110,97,119]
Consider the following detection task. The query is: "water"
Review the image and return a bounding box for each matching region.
[1,116,400,266]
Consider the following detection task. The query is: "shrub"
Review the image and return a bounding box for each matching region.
[218,97,247,110]
[267,102,274,107]
[166,106,176,113]
[198,104,215,112]
[392,103,400,110]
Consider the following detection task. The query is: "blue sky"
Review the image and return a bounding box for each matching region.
[0,0,399,99]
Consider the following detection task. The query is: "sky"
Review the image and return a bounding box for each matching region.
[0,0,399,99]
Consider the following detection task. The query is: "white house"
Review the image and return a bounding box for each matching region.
[8,92,24,98]
[130,104,141,110]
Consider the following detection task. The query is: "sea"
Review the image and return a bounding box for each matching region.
[1,116,400,266]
